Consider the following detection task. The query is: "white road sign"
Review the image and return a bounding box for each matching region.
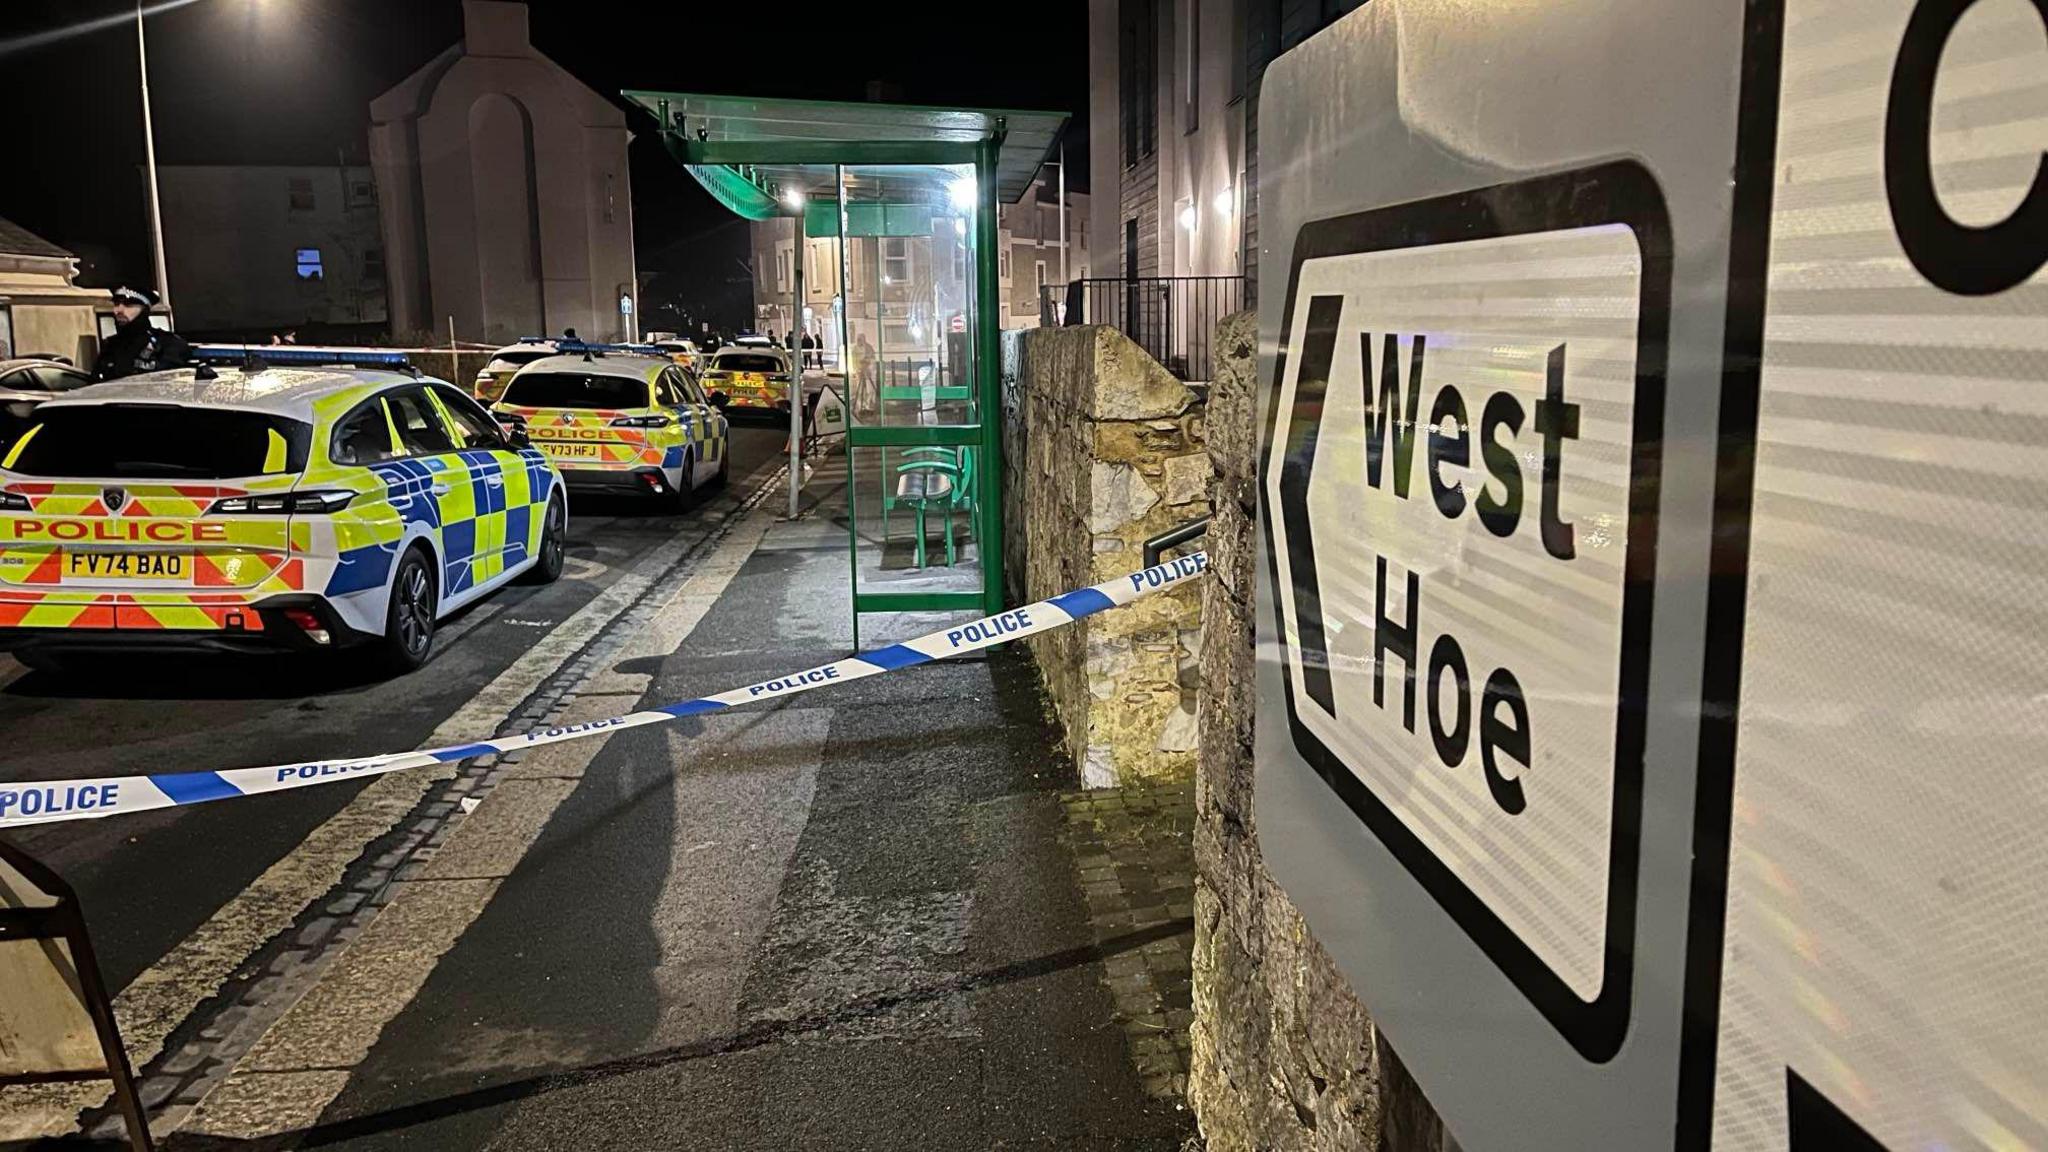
[1263,170,1666,1051]
[1252,0,2048,1148]
[1709,0,2048,1148]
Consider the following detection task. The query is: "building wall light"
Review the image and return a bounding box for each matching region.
[1178,203,1199,231]
[1214,187,1235,217]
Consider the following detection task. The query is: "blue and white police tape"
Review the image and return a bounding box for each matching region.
[0,551,1210,828]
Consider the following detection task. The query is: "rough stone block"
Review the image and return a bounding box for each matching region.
[1164,452,1214,507]
[1090,460,1162,533]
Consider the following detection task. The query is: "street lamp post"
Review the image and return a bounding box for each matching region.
[784,193,805,519]
[136,0,171,309]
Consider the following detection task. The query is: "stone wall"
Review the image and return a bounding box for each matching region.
[1001,325,1210,787]
[1186,311,1455,1152]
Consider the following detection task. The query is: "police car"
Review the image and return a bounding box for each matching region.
[701,345,795,416]
[650,339,702,371]
[491,344,729,507]
[0,346,567,674]
[471,338,564,403]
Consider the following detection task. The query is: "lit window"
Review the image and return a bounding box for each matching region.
[882,238,910,285]
[295,248,324,280]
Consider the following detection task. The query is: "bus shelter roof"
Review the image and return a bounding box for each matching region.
[622,91,1068,220]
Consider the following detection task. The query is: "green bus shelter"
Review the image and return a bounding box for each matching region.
[623,92,1067,638]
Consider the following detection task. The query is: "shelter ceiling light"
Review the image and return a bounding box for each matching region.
[781,187,806,210]
[949,177,977,213]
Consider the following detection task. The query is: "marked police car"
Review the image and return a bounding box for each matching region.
[0,346,567,674]
[650,338,702,371]
[701,345,796,417]
[491,344,729,507]
[471,337,563,403]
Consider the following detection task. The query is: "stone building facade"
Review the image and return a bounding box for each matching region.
[369,0,636,343]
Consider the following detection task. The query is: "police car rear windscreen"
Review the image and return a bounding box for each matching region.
[711,355,784,374]
[6,405,312,479]
[499,373,648,410]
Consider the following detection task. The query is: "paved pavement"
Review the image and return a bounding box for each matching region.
[1,448,1198,1151]
[1060,782,1198,1102]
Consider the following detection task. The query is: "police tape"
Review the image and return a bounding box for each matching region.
[0,551,1211,828]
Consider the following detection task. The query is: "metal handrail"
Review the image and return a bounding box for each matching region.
[1143,515,1211,568]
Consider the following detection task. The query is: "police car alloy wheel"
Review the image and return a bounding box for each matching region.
[661,450,695,510]
[520,495,566,585]
[376,547,438,673]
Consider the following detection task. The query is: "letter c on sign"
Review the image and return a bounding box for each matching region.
[1885,0,2048,295]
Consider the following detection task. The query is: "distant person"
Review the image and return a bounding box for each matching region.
[802,331,821,368]
[851,330,878,415]
[561,327,579,342]
[94,286,189,381]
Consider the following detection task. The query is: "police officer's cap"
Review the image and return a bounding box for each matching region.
[110,286,158,308]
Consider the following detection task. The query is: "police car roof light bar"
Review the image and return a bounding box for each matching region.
[549,339,665,358]
[191,345,416,372]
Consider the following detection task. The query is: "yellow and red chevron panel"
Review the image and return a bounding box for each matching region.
[499,405,663,471]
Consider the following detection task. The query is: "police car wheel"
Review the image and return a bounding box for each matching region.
[372,548,438,674]
[520,496,566,585]
[660,453,694,510]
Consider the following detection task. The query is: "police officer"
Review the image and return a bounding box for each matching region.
[94,286,190,381]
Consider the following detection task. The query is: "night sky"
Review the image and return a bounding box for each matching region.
[0,0,1089,322]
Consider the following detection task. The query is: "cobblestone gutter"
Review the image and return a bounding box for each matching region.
[1001,326,1210,788]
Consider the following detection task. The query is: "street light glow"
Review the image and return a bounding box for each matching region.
[781,187,806,210]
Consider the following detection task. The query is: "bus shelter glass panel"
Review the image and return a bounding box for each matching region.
[838,162,982,610]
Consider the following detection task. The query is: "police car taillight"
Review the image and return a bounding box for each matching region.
[282,608,331,645]
[207,490,355,515]
[610,415,672,428]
